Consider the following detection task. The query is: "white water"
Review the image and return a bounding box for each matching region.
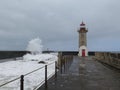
[0,54,58,90]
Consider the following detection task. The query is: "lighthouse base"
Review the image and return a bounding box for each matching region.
[78,46,88,57]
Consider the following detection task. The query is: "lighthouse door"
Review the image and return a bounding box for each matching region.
[82,49,85,57]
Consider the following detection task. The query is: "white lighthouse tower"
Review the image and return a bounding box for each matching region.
[78,21,88,57]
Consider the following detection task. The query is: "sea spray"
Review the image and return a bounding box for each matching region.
[23,38,43,61]
[26,37,43,55]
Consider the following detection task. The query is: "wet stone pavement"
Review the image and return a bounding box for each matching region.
[38,56,120,90]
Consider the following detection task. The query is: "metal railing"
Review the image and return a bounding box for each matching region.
[0,61,58,90]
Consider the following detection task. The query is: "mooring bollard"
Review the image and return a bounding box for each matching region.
[20,75,24,90]
[45,65,47,88]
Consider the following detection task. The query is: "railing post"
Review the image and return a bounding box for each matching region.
[64,57,65,73]
[20,75,24,90]
[55,61,57,78]
[45,65,47,88]
[60,58,62,74]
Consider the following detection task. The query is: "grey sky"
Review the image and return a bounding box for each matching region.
[0,0,120,51]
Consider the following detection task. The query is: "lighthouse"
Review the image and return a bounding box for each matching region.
[78,21,88,57]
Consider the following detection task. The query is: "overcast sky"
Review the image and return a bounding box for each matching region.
[0,0,120,51]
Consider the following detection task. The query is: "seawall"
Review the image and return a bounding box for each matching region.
[0,51,28,59]
[94,52,120,69]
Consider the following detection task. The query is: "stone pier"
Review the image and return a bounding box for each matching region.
[38,56,120,90]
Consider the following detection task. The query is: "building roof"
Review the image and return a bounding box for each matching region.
[80,21,85,26]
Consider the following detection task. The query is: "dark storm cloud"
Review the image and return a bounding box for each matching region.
[0,0,120,51]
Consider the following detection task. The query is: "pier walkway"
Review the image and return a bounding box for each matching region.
[38,56,120,90]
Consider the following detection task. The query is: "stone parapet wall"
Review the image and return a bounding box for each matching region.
[94,52,120,69]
